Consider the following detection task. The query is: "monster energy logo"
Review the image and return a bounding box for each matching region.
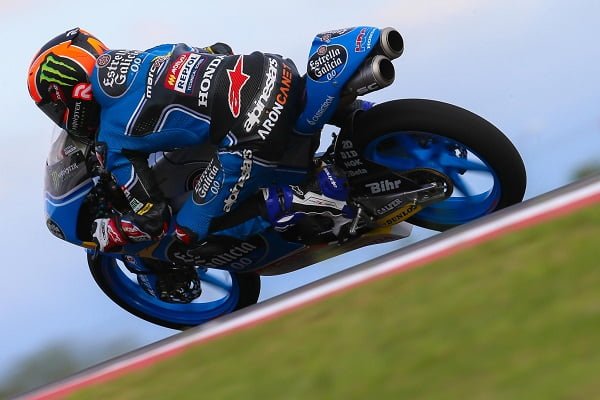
[50,162,80,188]
[39,55,79,87]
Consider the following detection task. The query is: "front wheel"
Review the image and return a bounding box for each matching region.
[88,254,261,330]
[348,99,526,231]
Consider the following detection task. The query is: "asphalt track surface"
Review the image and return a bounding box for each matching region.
[18,175,600,400]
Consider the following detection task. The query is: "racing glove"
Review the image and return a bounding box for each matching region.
[92,202,171,252]
[92,217,128,252]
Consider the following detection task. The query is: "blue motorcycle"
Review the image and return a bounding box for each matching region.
[44,27,526,329]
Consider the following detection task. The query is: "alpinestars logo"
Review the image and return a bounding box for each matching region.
[227,56,250,118]
[223,150,253,212]
[38,54,78,87]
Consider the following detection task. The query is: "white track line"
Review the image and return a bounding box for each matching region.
[20,177,600,400]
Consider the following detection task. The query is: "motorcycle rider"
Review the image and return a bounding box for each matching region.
[28,28,355,302]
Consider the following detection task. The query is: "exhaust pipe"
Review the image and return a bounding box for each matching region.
[375,27,404,60]
[343,55,395,96]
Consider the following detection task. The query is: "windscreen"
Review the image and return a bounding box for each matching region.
[44,129,92,197]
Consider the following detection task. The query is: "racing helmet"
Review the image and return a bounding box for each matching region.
[27,28,108,140]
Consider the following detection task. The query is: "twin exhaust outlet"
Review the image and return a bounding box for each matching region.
[343,27,404,96]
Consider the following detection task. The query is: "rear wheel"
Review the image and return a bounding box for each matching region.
[349,99,526,231]
[89,254,261,330]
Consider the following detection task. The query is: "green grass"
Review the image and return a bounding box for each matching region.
[69,204,600,400]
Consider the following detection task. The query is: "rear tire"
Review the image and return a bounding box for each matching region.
[350,99,526,231]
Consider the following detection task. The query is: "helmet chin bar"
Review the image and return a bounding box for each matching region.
[67,127,97,145]
[65,99,99,142]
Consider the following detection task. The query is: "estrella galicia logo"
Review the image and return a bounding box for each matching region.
[96,53,111,68]
[97,49,144,98]
[166,234,269,271]
[307,44,348,82]
[37,54,79,87]
[191,157,224,205]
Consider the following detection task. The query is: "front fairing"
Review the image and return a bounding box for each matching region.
[44,129,94,246]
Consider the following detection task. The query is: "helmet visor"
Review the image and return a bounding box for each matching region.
[38,100,67,128]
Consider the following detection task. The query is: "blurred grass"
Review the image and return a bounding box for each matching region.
[69,204,600,400]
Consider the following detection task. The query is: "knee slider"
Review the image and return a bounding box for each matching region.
[262,185,294,224]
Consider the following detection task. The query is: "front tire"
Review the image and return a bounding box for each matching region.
[88,254,261,330]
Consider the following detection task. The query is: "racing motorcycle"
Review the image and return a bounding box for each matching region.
[44,26,526,329]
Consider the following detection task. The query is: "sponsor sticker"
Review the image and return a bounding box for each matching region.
[97,49,144,97]
[96,53,111,68]
[145,55,168,99]
[38,54,79,88]
[376,204,422,226]
[337,140,367,177]
[167,234,268,270]
[355,27,368,52]
[72,83,93,100]
[256,62,292,140]
[365,179,403,195]
[164,52,203,94]
[192,157,224,205]
[197,55,225,108]
[307,95,335,126]
[307,45,348,82]
[223,150,253,212]
[243,57,279,133]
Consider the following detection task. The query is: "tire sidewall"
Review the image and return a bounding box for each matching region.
[351,99,526,211]
[88,254,261,330]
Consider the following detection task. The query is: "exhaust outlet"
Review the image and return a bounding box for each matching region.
[343,55,395,96]
[376,27,404,60]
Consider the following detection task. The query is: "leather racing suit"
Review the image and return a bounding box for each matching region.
[91,42,305,251]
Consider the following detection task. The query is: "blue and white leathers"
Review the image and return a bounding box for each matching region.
[91,43,305,242]
[92,44,213,189]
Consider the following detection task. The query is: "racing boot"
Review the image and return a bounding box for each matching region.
[262,164,355,244]
[155,265,202,304]
[137,261,202,304]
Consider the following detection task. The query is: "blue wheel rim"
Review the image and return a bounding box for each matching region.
[100,257,241,326]
[363,131,502,226]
